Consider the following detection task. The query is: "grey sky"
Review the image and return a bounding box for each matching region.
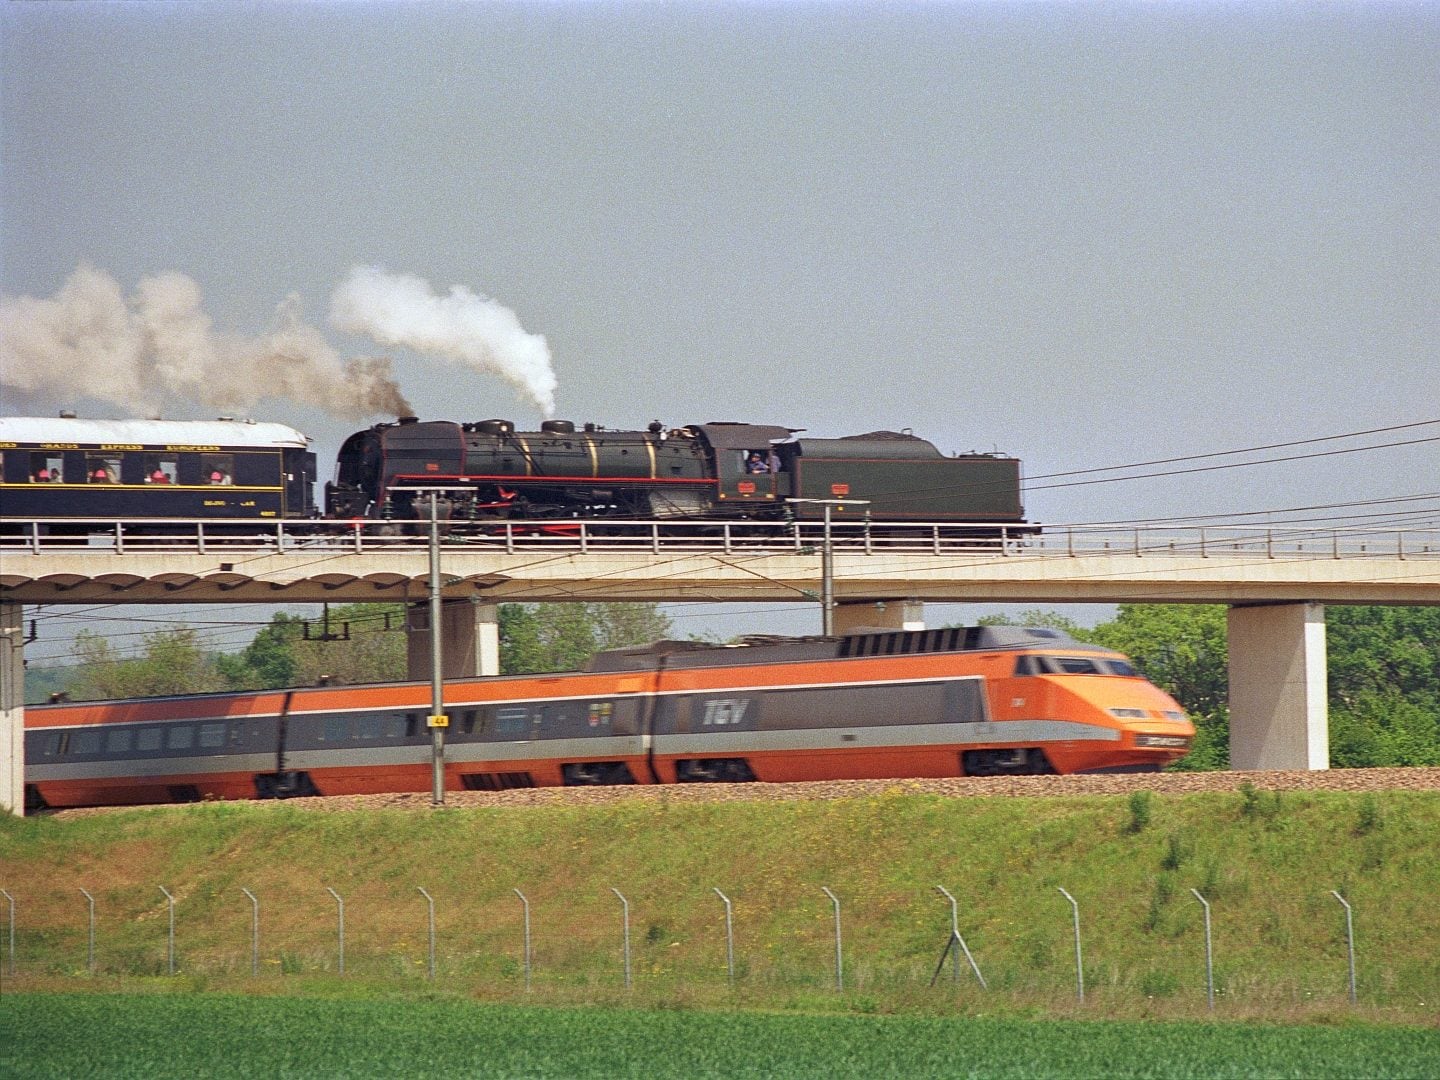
[3,2,1437,651]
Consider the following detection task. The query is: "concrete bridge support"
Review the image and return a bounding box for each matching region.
[2,600,24,816]
[833,599,925,635]
[1227,602,1329,771]
[407,599,501,681]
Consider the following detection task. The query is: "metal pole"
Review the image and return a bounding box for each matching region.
[1057,887,1083,1002]
[713,887,734,985]
[326,887,345,975]
[1330,890,1357,1005]
[611,888,631,989]
[158,886,175,975]
[428,492,447,806]
[821,503,834,635]
[1190,888,1213,1010]
[935,886,987,989]
[79,888,95,974]
[513,889,532,991]
[1,889,13,977]
[241,889,259,976]
[821,886,843,991]
[417,887,435,980]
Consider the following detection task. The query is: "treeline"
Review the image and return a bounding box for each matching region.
[25,604,1440,770]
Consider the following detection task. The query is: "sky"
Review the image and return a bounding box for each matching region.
[2,1,1437,658]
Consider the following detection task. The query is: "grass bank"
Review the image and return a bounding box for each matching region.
[1,787,1437,1023]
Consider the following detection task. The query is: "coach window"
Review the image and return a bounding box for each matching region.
[356,713,384,740]
[86,454,121,484]
[202,453,234,485]
[105,729,133,755]
[143,455,177,484]
[323,715,348,742]
[30,452,64,483]
[73,730,101,755]
[198,722,227,748]
[136,727,163,752]
[166,725,195,751]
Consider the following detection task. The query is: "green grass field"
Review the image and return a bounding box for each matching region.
[3,992,1437,1079]
[2,787,1438,1028]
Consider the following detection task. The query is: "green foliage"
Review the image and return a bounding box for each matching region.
[499,602,672,674]
[67,627,228,700]
[1124,790,1153,834]
[1089,604,1229,717]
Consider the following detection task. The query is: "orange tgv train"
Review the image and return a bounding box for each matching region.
[24,626,1194,811]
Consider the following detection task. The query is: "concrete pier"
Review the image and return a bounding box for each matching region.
[1228,602,1329,771]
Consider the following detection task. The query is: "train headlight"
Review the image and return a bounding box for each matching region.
[1135,735,1192,749]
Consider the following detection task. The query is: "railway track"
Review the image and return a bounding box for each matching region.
[48,766,1440,817]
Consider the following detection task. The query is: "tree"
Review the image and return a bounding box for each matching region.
[69,627,228,701]
[499,602,673,674]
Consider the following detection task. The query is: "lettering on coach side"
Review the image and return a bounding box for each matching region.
[700,699,750,726]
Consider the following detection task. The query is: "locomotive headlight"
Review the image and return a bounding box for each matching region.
[1135,735,1192,749]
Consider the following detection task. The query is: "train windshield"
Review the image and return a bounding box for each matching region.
[1015,654,1141,677]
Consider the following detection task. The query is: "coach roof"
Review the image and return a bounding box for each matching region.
[0,416,311,449]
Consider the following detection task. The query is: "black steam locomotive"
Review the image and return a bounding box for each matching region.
[325,417,1027,528]
[1,414,1029,533]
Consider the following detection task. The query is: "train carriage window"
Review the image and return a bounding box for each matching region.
[493,706,529,738]
[323,715,348,742]
[42,733,64,756]
[85,454,121,484]
[136,727,163,752]
[143,455,178,484]
[73,730,101,755]
[460,709,479,735]
[202,453,235,485]
[198,722,227,748]
[105,728,133,754]
[29,452,64,483]
[166,725,195,751]
[356,713,384,740]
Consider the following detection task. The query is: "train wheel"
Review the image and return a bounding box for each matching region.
[561,762,636,786]
[961,748,1054,777]
[675,759,756,783]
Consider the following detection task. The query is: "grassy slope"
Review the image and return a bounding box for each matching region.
[1,788,1437,1023]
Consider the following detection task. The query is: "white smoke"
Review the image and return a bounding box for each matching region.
[0,264,411,420]
[330,265,557,417]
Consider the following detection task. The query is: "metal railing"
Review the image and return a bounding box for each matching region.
[3,516,1436,560]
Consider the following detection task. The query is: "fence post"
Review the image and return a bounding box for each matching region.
[0,889,13,977]
[1330,891,1357,1005]
[1056,887,1083,1002]
[240,889,259,977]
[713,888,735,985]
[611,888,632,989]
[1190,888,1214,1010]
[930,886,987,989]
[513,889,531,991]
[821,886,843,992]
[78,888,95,974]
[417,888,435,980]
[157,886,176,975]
[326,887,345,975]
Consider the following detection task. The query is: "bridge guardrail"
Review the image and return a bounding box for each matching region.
[2,518,1437,560]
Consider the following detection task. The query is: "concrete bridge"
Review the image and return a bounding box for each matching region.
[3,520,1437,814]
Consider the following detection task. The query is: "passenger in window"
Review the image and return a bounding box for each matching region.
[766,448,781,473]
[745,452,768,474]
[33,466,53,483]
[209,469,232,485]
[148,468,171,484]
[91,466,114,484]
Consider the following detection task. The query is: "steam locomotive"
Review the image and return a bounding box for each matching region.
[0,413,1028,533]
[24,625,1193,810]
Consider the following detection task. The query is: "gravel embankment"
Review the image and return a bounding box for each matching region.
[47,767,1440,817]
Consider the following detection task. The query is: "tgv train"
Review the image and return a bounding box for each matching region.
[23,627,1193,811]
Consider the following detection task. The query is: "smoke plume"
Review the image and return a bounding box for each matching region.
[330,265,557,417]
[0,264,411,420]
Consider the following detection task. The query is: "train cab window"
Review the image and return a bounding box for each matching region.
[143,455,178,484]
[198,723,227,748]
[30,453,64,483]
[1054,657,1103,675]
[136,727,163,752]
[202,453,235,485]
[166,725,195,751]
[86,455,121,484]
[1105,659,1140,677]
[73,730,101,755]
[1014,655,1041,676]
[105,729,133,754]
